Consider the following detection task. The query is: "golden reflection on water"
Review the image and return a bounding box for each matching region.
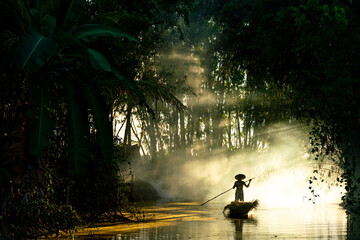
[73,201,351,240]
[75,202,215,237]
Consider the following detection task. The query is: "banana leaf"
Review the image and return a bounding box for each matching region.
[40,15,56,36]
[64,78,91,175]
[74,24,140,44]
[87,48,111,72]
[28,75,55,157]
[77,66,113,163]
[59,0,84,33]
[17,28,58,74]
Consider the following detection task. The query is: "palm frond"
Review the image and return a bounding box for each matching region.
[139,80,187,112]
[111,66,154,117]
[92,10,146,27]
[74,24,140,44]
[0,30,21,54]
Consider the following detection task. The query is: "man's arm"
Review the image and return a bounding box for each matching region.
[244,179,252,188]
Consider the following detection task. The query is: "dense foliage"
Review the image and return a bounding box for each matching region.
[120,0,360,224]
[210,0,360,219]
[0,0,193,238]
[1,0,359,238]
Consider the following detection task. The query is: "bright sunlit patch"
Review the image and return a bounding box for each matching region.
[245,167,343,208]
[250,169,310,208]
[135,123,344,208]
[247,208,255,215]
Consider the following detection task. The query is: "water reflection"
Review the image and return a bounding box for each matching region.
[75,202,352,240]
[233,218,257,240]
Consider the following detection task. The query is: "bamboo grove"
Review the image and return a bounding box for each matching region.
[117,8,295,158]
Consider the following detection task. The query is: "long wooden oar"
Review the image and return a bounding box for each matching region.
[246,177,255,182]
[200,187,233,206]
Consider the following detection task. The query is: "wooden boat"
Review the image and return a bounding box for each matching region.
[223,200,259,219]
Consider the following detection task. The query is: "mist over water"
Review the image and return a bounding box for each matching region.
[133,123,344,208]
[129,49,345,208]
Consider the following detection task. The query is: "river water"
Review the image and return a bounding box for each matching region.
[75,201,357,240]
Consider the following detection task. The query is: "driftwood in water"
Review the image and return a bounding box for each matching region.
[223,200,259,218]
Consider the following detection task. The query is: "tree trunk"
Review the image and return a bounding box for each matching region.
[148,112,157,159]
[180,109,185,150]
[154,101,164,152]
[173,108,180,151]
[188,108,194,148]
[236,109,242,149]
[228,110,232,148]
[205,110,211,151]
[244,112,250,150]
[123,104,132,151]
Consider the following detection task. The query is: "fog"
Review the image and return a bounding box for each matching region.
[123,47,345,208]
[132,123,344,208]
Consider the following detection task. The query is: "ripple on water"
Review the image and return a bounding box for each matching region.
[75,202,353,240]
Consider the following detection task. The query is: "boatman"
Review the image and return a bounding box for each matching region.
[233,174,252,202]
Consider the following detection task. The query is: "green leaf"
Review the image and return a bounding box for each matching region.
[0,168,10,182]
[17,28,58,74]
[30,8,40,17]
[15,0,32,29]
[64,78,90,175]
[40,15,56,36]
[92,10,146,27]
[87,48,111,72]
[59,0,85,33]
[77,66,113,163]
[111,66,154,117]
[74,24,140,44]
[58,34,87,53]
[139,80,186,112]
[28,76,55,157]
